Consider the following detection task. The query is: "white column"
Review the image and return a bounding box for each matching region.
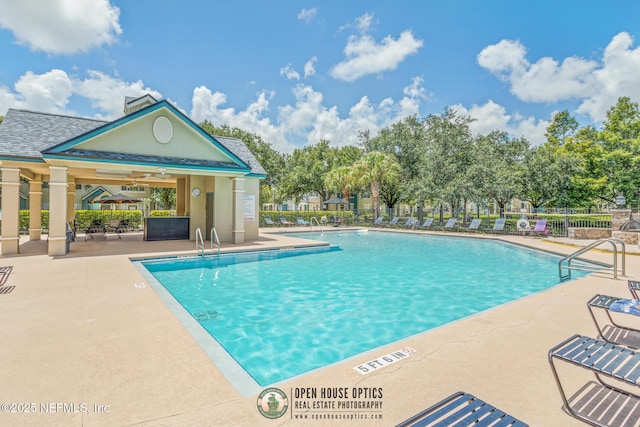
[29,175,43,240]
[0,167,21,254]
[232,177,245,244]
[48,166,68,256]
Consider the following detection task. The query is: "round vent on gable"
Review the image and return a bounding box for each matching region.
[153,116,173,143]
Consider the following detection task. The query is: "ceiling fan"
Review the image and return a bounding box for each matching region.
[155,167,172,179]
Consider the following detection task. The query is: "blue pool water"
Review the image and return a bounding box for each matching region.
[139,231,587,386]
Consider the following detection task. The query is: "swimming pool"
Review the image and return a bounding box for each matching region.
[136,231,588,392]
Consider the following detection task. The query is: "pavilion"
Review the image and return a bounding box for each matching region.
[0,94,265,256]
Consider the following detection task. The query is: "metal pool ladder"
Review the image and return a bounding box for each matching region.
[558,237,625,281]
[210,227,220,256]
[310,216,323,231]
[196,227,205,256]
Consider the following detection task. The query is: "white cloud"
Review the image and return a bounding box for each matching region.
[577,32,640,120]
[190,77,430,152]
[73,70,163,119]
[297,8,317,24]
[478,32,640,122]
[451,100,548,146]
[0,0,122,54]
[355,13,376,33]
[0,69,161,119]
[304,56,318,78]
[330,30,423,82]
[280,64,300,81]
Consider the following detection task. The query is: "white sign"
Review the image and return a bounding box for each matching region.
[244,195,256,221]
[353,347,417,375]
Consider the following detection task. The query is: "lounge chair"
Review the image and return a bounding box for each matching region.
[0,266,13,287]
[0,266,14,294]
[443,218,457,230]
[396,391,527,427]
[629,279,640,299]
[549,334,640,426]
[388,217,400,226]
[588,294,640,349]
[107,219,120,233]
[530,219,548,237]
[492,217,506,232]
[264,217,275,226]
[468,218,482,231]
[297,217,310,226]
[403,218,415,228]
[280,217,294,226]
[372,217,383,226]
[420,218,434,228]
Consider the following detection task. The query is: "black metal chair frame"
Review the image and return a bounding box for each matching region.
[549,334,640,426]
[395,391,527,427]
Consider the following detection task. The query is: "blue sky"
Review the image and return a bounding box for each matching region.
[0,1,639,153]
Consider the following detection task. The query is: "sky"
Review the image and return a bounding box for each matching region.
[0,1,639,153]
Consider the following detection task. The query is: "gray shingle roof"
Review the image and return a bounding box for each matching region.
[0,109,106,159]
[0,108,266,176]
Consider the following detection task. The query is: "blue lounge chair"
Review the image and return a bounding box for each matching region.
[443,218,457,230]
[587,294,640,349]
[280,217,294,226]
[388,217,400,226]
[421,218,434,228]
[492,217,506,232]
[297,217,310,226]
[373,216,383,226]
[403,218,415,228]
[468,218,482,231]
[264,217,275,226]
[396,391,527,427]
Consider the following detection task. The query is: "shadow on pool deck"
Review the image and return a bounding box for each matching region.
[0,228,637,426]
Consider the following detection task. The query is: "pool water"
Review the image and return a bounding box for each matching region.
[139,231,587,386]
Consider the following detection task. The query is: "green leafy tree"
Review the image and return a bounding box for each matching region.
[470,131,528,217]
[324,165,357,201]
[151,187,176,209]
[521,144,578,209]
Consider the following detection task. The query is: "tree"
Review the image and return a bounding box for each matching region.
[421,108,475,220]
[352,151,400,219]
[324,166,357,201]
[520,144,578,209]
[470,131,527,217]
[151,187,176,210]
[546,110,579,147]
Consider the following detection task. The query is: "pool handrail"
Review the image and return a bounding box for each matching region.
[211,227,221,256]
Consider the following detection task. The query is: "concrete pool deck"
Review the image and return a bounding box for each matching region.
[1,228,638,426]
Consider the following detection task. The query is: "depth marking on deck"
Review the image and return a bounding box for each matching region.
[353,347,417,375]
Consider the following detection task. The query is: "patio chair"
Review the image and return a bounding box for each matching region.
[549,334,640,426]
[530,219,549,237]
[492,217,506,233]
[388,217,400,227]
[264,217,275,226]
[88,219,105,234]
[280,217,294,226]
[372,217,383,226]
[403,218,415,228]
[443,218,457,230]
[0,266,13,287]
[106,219,120,233]
[395,391,527,427]
[297,217,310,226]
[420,218,434,228]
[116,219,130,234]
[468,218,482,232]
[629,279,640,299]
[587,294,640,349]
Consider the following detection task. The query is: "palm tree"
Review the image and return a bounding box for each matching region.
[324,165,356,201]
[353,151,401,220]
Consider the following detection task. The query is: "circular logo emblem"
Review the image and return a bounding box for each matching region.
[257,388,288,419]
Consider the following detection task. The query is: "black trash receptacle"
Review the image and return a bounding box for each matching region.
[65,228,75,253]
